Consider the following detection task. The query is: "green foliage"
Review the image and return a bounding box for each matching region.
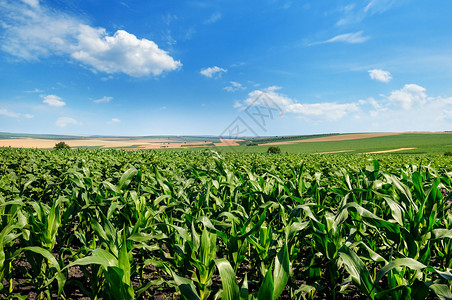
[54,141,70,149]
[267,146,281,154]
[0,148,452,299]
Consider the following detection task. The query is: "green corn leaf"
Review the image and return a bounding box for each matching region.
[338,246,374,297]
[273,243,290,300]
[200,227,216,267]
[118,232,132,287]
[342,202,400,234]
[23,246,66,296]
[136,278,165,297]
[375,285,412,299]
[428,284,452,300]
[430,229,452,240]
[375,258,426,284]
[287,221,309,241]
[215,258,240,300]
[103,181,120,194]
[240,273,249,300]
[117,167,137,191]
[23,246,60,271]
[66,248,118,269]
[383,197,404,226]
[172,271,202,300]
[257,266,274,300]
[105,266,133,300]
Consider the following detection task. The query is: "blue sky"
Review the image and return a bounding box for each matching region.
[1,0,452,137]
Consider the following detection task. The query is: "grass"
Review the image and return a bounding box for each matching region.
[237,133,340,145]
[209,133,452,154]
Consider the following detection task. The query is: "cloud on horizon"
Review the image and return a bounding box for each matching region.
[235,84,452,131]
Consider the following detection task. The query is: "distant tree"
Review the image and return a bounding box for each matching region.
[445,151,452,156]
[267,146,281,154]
[54,141,70,150]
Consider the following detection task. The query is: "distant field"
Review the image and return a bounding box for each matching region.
[1,132,451,154]
[212,132,452,154]
[0,133,233,149]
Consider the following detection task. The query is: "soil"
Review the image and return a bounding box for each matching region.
[363,147,417,154]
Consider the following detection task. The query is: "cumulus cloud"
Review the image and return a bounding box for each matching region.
[234,83,452,132]
[41,94,66,107]
[309,31,369,46]
[72,26,182,77]
[368,69,392,82]
[204,12,222,24]
[241,87,359,121]
[224,81,246,92]
[0,0,181,77]
[200,66,227,78]
[94,96,113,103]
[56,117,80,127]
[388,84,428,109]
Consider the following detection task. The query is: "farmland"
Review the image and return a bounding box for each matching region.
[1,147,452,299]
[1,132,452,154]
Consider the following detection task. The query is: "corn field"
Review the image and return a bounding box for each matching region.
[1,148,451,299]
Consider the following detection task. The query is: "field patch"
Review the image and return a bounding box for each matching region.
[314,150,355,154]
[363,147,417,154]
[262,132,401,145]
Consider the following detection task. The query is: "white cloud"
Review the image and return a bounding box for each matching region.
[368,69,392,82]
[0,107,34,119]
[321,31,369,45]
[224,81,246,92]
[308,31,369,46]
[388,84,427,109]
[72,26,182,77]
[0,0,181,77]
[233,101,243,109]
[94,96,113,103]
[337,0,395,26]
[56,117,80,127]
[21,0,39,8]
[24,88,44,93]
[241,87,358,121]
[0,107,20,117]
[364,0,395,14]
[286,102,359,120]
[234,83,452,132]
[41,94,66,107]
[200,66,227,78]
[106,118,121,125]
[204,12,222,24]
